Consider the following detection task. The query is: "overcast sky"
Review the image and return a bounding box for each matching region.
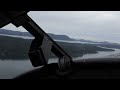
[2,11,120,43]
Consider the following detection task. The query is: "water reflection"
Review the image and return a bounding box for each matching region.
[0,58,58,79]
[0,48,120,79]
[74,48,120,60]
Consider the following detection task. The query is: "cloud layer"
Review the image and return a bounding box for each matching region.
[2,11,120,43]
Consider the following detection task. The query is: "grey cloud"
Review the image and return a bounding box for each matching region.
[2,11,120,43]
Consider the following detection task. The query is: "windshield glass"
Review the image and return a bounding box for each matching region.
[27,11,120,60]
[1,11,120,78]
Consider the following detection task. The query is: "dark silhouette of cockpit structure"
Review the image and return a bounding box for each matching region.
[0,11,73,79]
[1,11,120,79]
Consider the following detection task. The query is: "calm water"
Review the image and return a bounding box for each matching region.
[0,58,58,79]
[74,48,120,60]
[0,34,100,44]
[0,34,34,39]
[0,35,120,78]
[0,49,120,79]
[54,39,101,44]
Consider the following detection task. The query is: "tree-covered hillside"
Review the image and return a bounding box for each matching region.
[0,35,114,60]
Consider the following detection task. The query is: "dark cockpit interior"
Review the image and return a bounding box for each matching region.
[0,11,120,79]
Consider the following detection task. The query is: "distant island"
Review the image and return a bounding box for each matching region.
[0,29,73,41]
[0,28,120,44]
[0,35,115,60]
[0,29,120,60]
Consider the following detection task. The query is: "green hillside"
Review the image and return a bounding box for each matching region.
[0,35,114,60]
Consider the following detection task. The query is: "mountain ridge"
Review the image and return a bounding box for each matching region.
[0,35,115,60]
[0,28,119,45]
[0,29,120,59]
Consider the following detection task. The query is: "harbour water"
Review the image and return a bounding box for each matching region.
[0,48,120,79]
[0,34,120,78]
